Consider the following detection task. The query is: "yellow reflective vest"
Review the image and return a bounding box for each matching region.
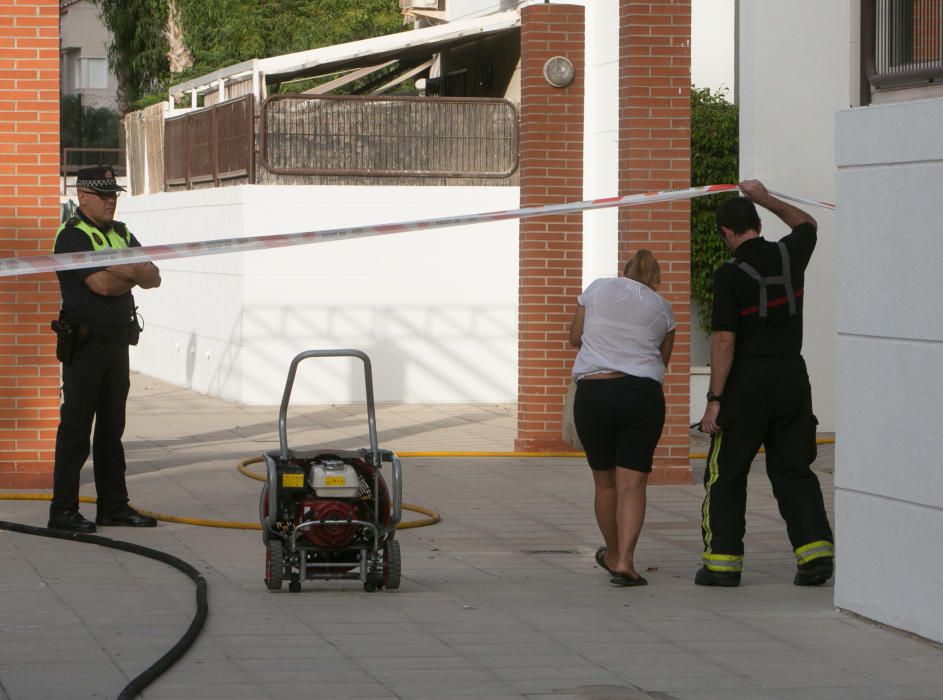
[55,216,131,251]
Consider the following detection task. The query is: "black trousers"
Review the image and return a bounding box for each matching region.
[52,336,131,514]
[700,356,834,573]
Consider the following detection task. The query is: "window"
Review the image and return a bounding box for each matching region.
[864,0,943,99]
[79,57,108,89]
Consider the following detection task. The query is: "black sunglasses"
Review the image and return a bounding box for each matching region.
[80,189,119,200]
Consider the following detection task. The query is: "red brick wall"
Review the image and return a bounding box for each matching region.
[0,0,61,488]
[515,3,585,451]
[619,0,692,483]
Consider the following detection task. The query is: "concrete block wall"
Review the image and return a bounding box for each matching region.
[619,0,692,483]
[0,0,61,488]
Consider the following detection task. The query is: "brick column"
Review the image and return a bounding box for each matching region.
[619,0,692,483]
[0,0,61,488]
[515,3,585,452]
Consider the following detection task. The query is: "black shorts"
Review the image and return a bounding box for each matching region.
[574,374,666,472]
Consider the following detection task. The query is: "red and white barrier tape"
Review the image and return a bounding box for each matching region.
[0,184,833,278]
[766,189,836,212]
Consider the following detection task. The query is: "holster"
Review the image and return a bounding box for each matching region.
[52,309,142,361]
[51,315,77,365]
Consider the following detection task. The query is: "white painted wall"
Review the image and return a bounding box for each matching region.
[120,186,519,405]
[691,0,735,96]
[737,0,858,432]
[834,98,943,644]
[582,0,620,285]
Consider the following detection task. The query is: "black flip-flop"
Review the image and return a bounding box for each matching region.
[610,573,648,587]
[595,547,613,574]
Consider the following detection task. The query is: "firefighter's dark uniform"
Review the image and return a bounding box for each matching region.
[50,210,141,516]
[701,221,834,576]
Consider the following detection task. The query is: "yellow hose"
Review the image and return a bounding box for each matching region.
[391,437,835,461]
[236,457,441,530]
[688,437,835,461]
[0,493,259,530]
[1,439,835,530]
[0,458,443,531]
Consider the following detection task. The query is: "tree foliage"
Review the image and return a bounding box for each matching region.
[690,86,739,331]
[174,0,403,85]
[90,0,170,112]
[91,1,403,111]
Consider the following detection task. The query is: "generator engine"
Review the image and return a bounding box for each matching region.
[300,459,365,548]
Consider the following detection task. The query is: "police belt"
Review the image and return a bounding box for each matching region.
[84,324,132,343]
[63,315,133,343]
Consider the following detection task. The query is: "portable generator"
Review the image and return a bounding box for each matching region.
[259,349,403,593]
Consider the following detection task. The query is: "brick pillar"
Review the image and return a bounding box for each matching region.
[619,0,692,483]
[0,0,61,488]
[515,3,585,451]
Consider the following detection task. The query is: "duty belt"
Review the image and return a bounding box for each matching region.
[61,314,131,343]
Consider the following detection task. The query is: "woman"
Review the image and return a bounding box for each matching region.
[569,250,675,586]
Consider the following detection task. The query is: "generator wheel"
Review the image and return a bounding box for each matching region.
[265,541,284,591]
[383,539,402,590]
[363,580,377,593]
[259,483,270,544]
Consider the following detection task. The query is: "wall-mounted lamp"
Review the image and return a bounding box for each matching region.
[543,56,575,88]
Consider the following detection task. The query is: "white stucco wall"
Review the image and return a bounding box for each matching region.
[737,0,859,432]
[834,98,943,644]
[120,186,519,405]
[582,0,619,284]
[691,0,735,95]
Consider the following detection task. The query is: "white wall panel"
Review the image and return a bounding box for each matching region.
[835,491,943,644]
[122,185,519,404]
[835,95,943,643]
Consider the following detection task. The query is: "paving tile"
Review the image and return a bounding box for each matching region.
[0,374,939,699]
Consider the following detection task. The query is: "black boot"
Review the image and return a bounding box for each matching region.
[48,509,97,533]
[95,505,157,527]
[694,565,741,587]
[794,556,834,586]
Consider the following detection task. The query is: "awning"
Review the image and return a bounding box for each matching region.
[168,9,520,105]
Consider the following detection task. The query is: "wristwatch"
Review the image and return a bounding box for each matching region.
[706,390,723,403]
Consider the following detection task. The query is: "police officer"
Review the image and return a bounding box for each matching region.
[696,179,834,587]
[48,166,161,533]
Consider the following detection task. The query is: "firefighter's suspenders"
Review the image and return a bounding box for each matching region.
[736,241,796,318]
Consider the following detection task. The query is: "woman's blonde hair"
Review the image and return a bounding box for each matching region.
[623,249,661,291]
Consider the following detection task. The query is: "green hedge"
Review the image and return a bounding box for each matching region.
[690,86,739,332]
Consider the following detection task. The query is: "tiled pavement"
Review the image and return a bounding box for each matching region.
[1,374,941,700]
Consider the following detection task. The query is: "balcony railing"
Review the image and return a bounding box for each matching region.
[163,95,255,190]
[863,0,943,101]
[258,94,519,179]
[125,94,520,193]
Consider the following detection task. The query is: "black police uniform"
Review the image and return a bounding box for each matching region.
[51,209,141,517]
[700,222,834,577]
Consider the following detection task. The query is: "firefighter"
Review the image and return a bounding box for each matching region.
[696,179,834,587]
[48,167,161,533]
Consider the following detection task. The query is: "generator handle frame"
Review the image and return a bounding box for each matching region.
[278,349,380,466]
[378,449,403,527]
